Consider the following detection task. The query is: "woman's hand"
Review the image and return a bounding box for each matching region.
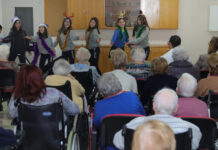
[79,35,85,40]
[25,36,32,40]
[97,38,101,43]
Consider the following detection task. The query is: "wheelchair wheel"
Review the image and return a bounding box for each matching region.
[71,133,80,150]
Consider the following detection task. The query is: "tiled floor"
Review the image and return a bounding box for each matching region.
[0,102,13,130]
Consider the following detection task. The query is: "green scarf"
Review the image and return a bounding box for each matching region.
[117,26,129,41]
[133,25,146,38]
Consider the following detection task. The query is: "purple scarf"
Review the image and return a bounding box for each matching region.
[32,35,56,64]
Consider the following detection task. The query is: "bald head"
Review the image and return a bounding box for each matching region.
[153,88,178,115]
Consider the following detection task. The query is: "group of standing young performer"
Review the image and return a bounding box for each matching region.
[0,10,150,71]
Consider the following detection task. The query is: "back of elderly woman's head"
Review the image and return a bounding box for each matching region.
[110,48,127,69]
[130,47,146,62]
[0,45,10,59]
[208,53,218,75]
[97,72,122,97]
[132,120,176,150]
[151,57,169,75]
[177,73,197,97]
[208,37,218,54]
[172,47,189,61]
[76,47,91,64]
[53,59,71,76]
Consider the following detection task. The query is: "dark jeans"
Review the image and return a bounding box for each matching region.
[144,46,150,60]
[39,54,52,70]
[62,50,74,64]
[8,52,26,64]
[89,47,101,75]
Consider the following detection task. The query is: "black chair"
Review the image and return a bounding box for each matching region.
[205,90,218,118]
[122,125,192,150]
[0,68,16,111]
[71,70,95,106]
[92,114,144,150]
[181,116,217,150]
[136,79,147,106]
[15,100,65,150]
[47,80,72,100]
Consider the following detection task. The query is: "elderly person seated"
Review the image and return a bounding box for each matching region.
[195,37,218,70]
[110,48,138,94]
[168,48,200,80]
[175,73,208,117]
[195,53,218,97]
[71,47,100,83]
[0,44,19,72]
[94,72,146,128]
[142,57,177,105]
[125,46,151,80]
[132,120,176,150]
[45,59,85,112]
[9,65,80,119]
[113,88,202,150]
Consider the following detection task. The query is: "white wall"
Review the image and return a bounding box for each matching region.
[0,0,3,28]
[1,0,218,63]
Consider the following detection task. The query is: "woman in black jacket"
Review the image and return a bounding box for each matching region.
[0,16,29,64]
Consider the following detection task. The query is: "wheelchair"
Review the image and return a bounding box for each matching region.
[10,96,90,150]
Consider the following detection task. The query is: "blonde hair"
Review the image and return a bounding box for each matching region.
[76,47,91,63]
[0,45,10,59]
[208,37,218,54]
[110,48,127,69]
[132,120,176,150]
[208,53,218,75]
[151,57,169,75]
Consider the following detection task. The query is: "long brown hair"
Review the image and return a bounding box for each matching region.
[208,37,218,54]
[58,17,72,35]
[13,65,46,103]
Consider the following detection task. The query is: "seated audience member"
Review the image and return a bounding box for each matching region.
[168,48,200,80]
[113,88,202,150]
[0,45,19,72]
[45,59,85,112]
[125,46,151,80]
[161,35,191,64]
[195,37,218,70]
[132,120,176,150]
[175,73,208,117]
[195,53,218,97]
[9,65,80,119]
[110,48,138,94]
[94,72,146,128]
[71,47,100,83]
[142,57,177,104]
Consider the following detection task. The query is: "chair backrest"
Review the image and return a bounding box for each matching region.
[47,80,72,100]
[17,101,64,150]
[136,79,147,105]
[71,70,94,104]
[122,125,192,150]
[100,114,144,148]
[206,90,218,118]
[175,128,192,150]
[181,116,217,149]
[0,68,16,88]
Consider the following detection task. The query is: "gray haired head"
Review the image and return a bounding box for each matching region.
[97,72,122,97]
[172,46,189,61]
[130,46,146,62]
[53,59,71,76]
[153,88,178,115]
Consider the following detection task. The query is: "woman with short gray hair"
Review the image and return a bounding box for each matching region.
[110,48,138,94]
[94,72,146,128]
[126,46,151,80]
[71,47,100,83]
[168,49,200,80]
[45,59,85,112]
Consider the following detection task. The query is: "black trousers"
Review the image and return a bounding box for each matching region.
[62,50,74,64]
[144,46,150,60]
[8,52,26,64]
[39,54,52,70]
[89,47,101,75]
